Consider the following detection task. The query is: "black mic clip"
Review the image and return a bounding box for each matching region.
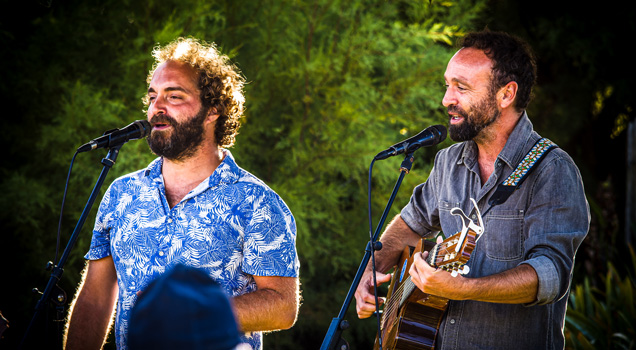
[374,124,447,161]
[77,120,151,153]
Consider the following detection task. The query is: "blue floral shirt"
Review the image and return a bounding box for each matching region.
[85,150,299,350]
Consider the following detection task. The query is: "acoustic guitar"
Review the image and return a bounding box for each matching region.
[374,200,484,350]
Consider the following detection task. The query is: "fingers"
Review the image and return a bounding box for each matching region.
[375,271,392,285]
[409,252,436,293]
[409,253,423,287]
[355,271,391,319]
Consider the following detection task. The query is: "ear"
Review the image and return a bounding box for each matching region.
[498,81,518,109]
[205,107,220,124]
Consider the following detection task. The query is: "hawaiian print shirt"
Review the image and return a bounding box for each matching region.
[85,150,299,350]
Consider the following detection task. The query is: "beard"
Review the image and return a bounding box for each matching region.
[448,90,500,142]
[147,107,208,161]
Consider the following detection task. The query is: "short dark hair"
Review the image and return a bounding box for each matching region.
[460,30,537,111]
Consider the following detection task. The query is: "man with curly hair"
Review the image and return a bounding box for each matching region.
[64,38,299,350]
[355,30,589,349]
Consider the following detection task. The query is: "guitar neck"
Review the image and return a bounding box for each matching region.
[393,239,455,309]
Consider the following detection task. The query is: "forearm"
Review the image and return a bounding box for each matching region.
[459,264,538,304]
[411,252,539,304]
[64,292,117,349]
[64,259,118,350]
[232,276,299,333]
[369,215,422,274]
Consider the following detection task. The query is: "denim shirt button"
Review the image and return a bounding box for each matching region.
[450,318,456,325]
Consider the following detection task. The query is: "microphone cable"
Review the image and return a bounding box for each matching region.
[367,158,384,350]
[54,151,78,266]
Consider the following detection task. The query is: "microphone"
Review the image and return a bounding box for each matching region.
[374,124,447,160]
[77,120,152,153]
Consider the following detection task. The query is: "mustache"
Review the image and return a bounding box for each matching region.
[150,114,176,126]
[447,105,464,116]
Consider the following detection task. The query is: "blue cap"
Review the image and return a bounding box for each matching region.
[128,264,241,350]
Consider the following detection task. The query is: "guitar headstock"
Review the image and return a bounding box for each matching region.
[426,198,484,277]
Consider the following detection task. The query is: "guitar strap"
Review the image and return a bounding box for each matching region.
[487,138,558,207]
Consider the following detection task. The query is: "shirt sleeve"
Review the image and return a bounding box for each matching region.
[400,151,443,238]
[84,182,117,260]
[241,189,299,278]
[520,150,590,305]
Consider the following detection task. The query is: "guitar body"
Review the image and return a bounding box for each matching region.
[374,229,478,350]
[374,239,447,350]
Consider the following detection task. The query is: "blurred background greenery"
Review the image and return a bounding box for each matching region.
[1,0,634,349]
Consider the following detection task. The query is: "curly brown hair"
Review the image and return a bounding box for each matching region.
[143,37,246,148]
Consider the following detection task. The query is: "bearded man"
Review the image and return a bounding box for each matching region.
[355,30,589,349]
[64,37,299,350]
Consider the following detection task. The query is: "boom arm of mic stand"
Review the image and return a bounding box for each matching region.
[320,153,415,350]
[20,145,123,349]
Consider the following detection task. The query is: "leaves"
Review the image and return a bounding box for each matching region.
[1,0,485,348]
[565,246,636,350]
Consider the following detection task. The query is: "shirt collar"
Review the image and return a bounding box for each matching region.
[142,149,241,189]
[496,111,536,170]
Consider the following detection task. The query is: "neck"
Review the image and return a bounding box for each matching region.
[474,110,522,183]
[162,143,224,208]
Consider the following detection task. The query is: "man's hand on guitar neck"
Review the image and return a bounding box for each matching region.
[408,235,469,300]
[355,270,392,319]
[409,249,468,300]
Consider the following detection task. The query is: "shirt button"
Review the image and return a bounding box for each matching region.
[450,319,456,325]
[167,218,173,223]
[158,251,164,256]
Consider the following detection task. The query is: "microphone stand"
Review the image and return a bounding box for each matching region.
[20,144,124,349]
[320,152,415,350]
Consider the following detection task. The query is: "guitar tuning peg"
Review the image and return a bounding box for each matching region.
[451,270,459,278]
[462,265,470,274]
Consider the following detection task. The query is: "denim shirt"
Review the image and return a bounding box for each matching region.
[86,150,299,350]
[400,113,590,349]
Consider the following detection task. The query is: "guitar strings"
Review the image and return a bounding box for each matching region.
[381,233,477,326]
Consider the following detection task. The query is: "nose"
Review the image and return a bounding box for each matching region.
[442,87,456,108]
[147,95,167,118]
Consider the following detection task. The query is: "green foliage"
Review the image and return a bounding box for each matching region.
[0,0,504,348]
[565,246,636,350]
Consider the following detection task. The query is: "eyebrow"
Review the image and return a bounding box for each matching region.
[147,86,190,94]
[445,76,475,90]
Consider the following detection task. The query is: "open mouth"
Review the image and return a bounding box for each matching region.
[449,115,463,124]
[152,122,171,131]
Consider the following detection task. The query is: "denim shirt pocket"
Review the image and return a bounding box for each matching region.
[483,209,525,261]
[438,200,461,235]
